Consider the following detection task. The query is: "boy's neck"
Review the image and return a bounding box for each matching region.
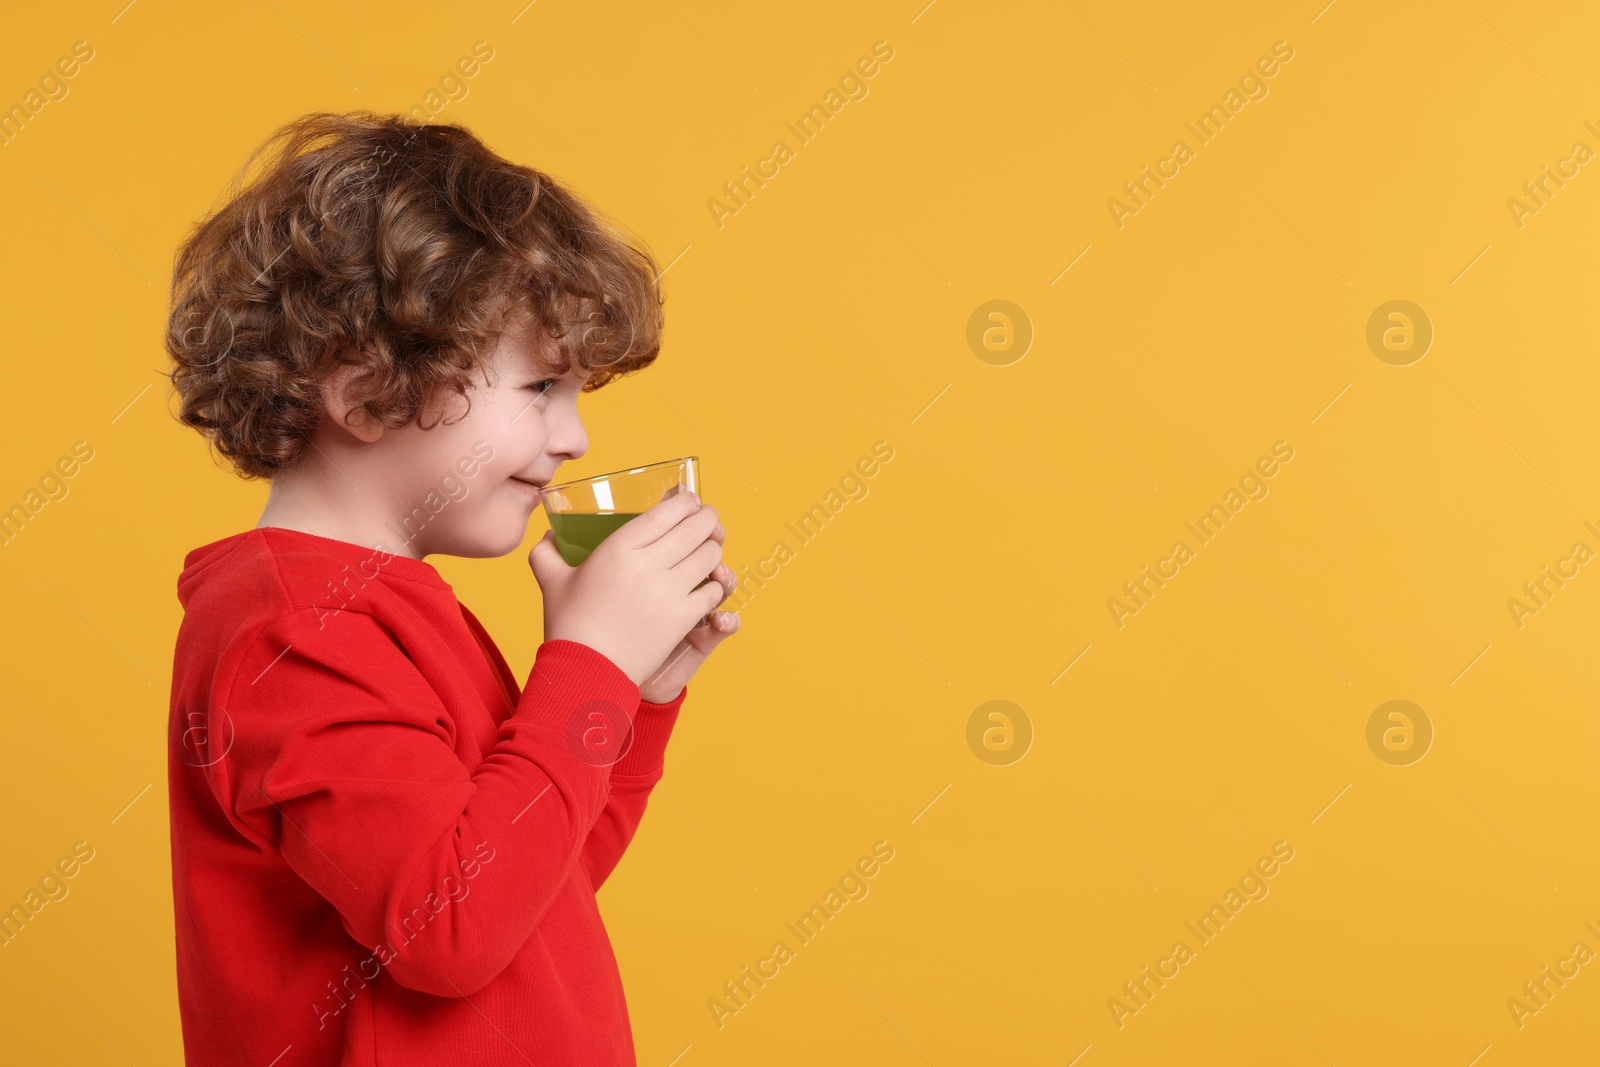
[256,470,428,561]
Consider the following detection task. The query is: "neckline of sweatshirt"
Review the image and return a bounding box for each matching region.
[181,526,452,599]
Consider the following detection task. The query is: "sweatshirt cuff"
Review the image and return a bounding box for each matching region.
[612,684,687,777]
[516,639,642,734]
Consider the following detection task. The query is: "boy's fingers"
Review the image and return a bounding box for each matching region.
[687,610,739,651]
[696,611,738,640]
[654,503,721,567]
[612,490,702,550]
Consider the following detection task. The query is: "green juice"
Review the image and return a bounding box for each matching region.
[550,512,639,567]
[549,511,713,591]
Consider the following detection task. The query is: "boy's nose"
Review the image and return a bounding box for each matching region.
[550,412,588,461]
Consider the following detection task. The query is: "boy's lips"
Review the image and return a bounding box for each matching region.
[510,477,547,498]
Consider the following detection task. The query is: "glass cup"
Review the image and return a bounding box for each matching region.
[539,455,719,628]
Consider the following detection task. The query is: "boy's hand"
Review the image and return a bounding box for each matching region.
[638,520,739,703]
[529,490,729,688]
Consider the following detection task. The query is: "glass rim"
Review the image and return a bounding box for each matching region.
[541,455,699,493]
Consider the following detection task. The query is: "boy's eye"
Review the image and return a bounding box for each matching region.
[526,379,559,395]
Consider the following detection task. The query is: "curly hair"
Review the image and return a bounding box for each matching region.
[163,110,665,481]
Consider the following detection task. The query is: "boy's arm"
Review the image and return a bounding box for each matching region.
[580,685,687,892]
[205,609,640,999]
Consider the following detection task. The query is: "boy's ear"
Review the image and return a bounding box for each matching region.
[318,359,385,444]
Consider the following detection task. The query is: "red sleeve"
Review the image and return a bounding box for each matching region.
[581,685,687,892]
[207,610,641,999]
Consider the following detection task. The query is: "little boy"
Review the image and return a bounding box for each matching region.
[163,111,739,1066]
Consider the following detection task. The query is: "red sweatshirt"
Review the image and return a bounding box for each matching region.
[166,527,685,1066]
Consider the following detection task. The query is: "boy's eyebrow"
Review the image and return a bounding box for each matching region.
[519,349,585,381]
[515,343,558,374]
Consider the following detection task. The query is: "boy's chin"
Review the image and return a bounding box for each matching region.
[434,522,528,561]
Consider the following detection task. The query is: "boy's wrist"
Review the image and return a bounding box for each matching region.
[541,627,651,686]
[612,686,686,776]
[639,682,686,706]
[517,639,642,740]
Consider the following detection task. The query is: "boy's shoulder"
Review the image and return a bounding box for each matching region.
[177,527,453,638]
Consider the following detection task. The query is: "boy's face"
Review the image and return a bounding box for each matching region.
[366,311,590,560]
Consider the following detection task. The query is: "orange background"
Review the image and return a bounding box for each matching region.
[2,1,1598,1063]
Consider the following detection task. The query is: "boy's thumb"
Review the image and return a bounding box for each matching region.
[528,530,568,585]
